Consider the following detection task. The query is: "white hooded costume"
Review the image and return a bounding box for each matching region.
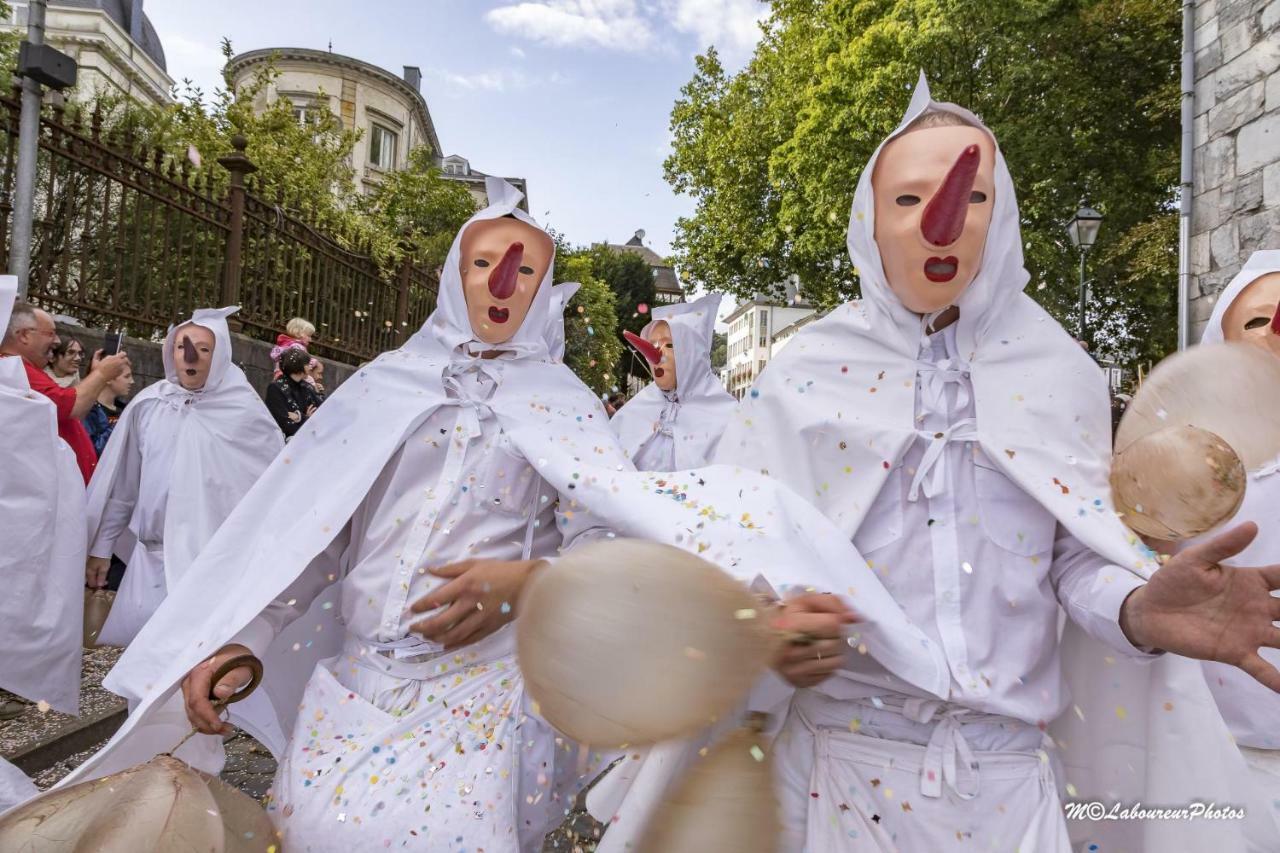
[545,280,581,362]
[612,292,736,471]
[0,275,86,810]
[83,307,283,646]
[707,74,1266,851]
[1191,249,1280,846]
[23,180,975,849]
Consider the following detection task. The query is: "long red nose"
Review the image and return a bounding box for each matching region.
[920,144,981,248]
[488,242,524,300]
[623,330,662,365]
[1270,302,1280,336]
[180,334,198,364]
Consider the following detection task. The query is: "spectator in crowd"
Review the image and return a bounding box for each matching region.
[265,345,325,438]
[44,337,84,388]
[1,301,129,482]
[605,392,625,417]
[271,316,315,379]
[305,356,326,395]
[85,363,134,457]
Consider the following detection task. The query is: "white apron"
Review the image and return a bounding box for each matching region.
[772,691,1070,853]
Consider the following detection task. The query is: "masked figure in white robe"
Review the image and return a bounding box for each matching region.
[710,75,1280,852]
[82,307,282,646]
[612,292,735,471]
[0,276,85,810]
[1188,250,1280,848]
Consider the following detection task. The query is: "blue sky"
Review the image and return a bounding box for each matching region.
[146,0,768,260]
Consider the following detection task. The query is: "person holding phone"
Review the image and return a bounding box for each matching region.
[1,303,130,482]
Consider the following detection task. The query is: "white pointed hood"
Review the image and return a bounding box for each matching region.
[84,305,283,610]
[545,281,581,362]
[1201,250,1280,345]
[0,275,86,714]
[715,73,1263,852]
[613,292,736,469]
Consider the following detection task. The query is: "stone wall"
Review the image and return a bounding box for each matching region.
[1189,0,1280,338]
[55,323,356,398]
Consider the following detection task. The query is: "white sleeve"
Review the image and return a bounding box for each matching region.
[88,425,142,559]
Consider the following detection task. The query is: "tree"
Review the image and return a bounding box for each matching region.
[356,145,478,271]
[555,253,622,396]
[586,245,657,388]
[665,0,1180,370]
[709,330,728,371]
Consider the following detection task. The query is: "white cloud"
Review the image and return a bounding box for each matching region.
[485,0,655,51]
[661,0,767,61]
[430,66,569,95]
[510,46,527,59]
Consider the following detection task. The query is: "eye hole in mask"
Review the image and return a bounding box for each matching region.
[474,259,490,268]
[1244,316,1271,331]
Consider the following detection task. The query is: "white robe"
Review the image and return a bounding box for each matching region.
[83,307,282,645]
[0,274,85,716]
[713,73,1265,852]
[1191,250,1280,848]
[612,292,736,471]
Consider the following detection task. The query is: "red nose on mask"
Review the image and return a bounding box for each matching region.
[920,144,981,248]
[1270,302,1280,336]
[488,242,524,300]
[180,334,198,364]
[623,330,662,365]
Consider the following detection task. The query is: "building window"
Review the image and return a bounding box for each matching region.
[369,123,398,170]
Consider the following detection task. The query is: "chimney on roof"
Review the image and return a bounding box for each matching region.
[403,66,422,92]
[625,228,645,247]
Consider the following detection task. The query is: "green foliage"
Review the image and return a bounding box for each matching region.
[665,0,1180,370]
[585,245,657,388]
[555,252,623,396]
[356,146,479,270]
[709,330,728,370]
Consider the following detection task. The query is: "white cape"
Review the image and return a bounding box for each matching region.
[612,292,736,469]
[0,274,85,715]
[83,306,283,644]
[714,73,1263,851]
[26,180,952,819]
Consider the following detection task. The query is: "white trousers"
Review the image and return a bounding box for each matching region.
[268,631,605,852]
[773,690,1071,852]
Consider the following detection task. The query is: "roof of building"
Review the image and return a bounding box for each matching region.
[606,230,682,296]
[54,0,166,70]
[227,47,443,157]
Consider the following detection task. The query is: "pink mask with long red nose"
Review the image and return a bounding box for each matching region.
[624,330,662,365]
[920,145,980,284]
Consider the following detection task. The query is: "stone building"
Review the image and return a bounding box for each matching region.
[604,229,684,305]
[1189,0,1280,339]
[2,0,172,106]
[227,48,526,207]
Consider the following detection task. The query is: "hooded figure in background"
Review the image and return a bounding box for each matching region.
[714,74,1279,852]
[83,307,283,646]
[612,292,736,471]
[1186,249,1280,846]
[0,276,86,809]
[544,280,581,362]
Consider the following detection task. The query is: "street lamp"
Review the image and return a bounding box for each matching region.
[1067,200,1103,345]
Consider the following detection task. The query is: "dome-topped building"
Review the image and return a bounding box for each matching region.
[3,0,173,105]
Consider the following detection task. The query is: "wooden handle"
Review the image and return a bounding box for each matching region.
[208,653,263,706]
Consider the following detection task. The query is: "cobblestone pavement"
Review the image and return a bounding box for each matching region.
[8,652,609,850]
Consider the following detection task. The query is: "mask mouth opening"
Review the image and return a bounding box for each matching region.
[488,306,510,324]
[924,256,959,282]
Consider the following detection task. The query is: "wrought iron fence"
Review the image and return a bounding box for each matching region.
[0,90,437,364]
